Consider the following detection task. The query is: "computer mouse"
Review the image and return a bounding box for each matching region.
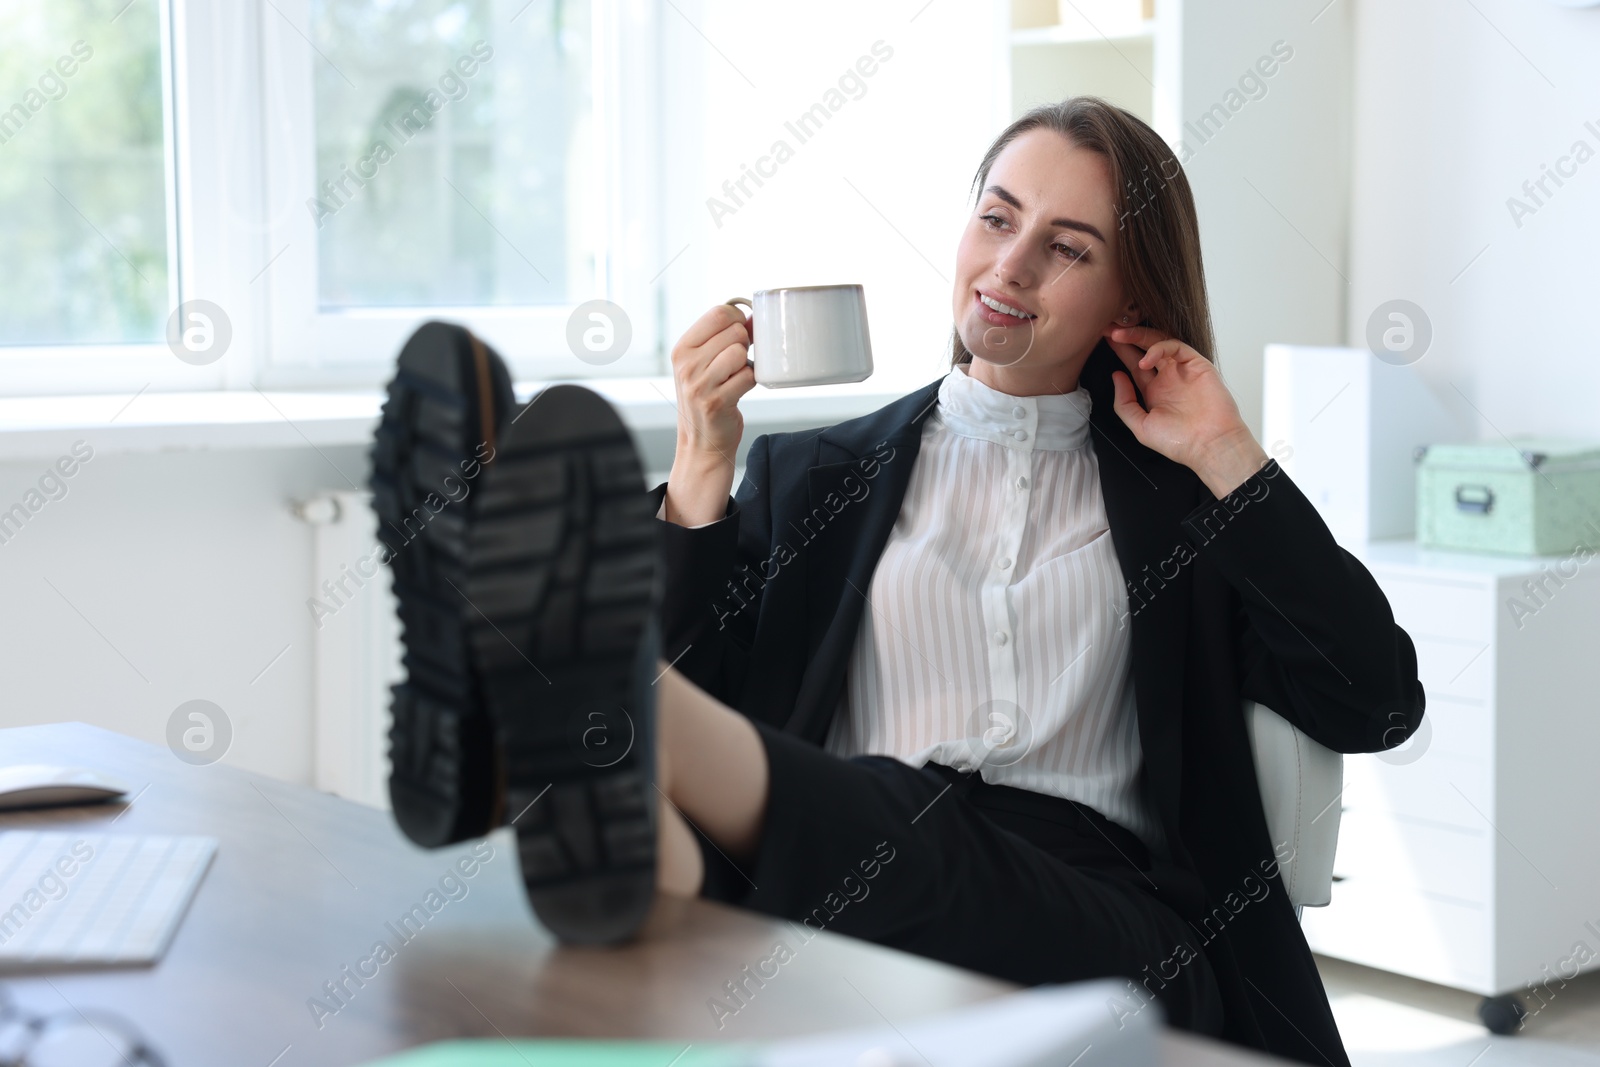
[0,765,131,810]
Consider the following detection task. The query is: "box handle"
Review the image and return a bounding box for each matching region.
[1454,484,1495,515]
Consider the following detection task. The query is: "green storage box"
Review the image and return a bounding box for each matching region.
[1416,438,1600,556]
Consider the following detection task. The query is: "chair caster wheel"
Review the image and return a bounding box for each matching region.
[1478,993,1527,1035]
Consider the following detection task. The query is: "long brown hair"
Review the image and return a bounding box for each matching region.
[951,97,1215,367]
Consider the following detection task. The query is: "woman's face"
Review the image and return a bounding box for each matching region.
[952,127,1136,390]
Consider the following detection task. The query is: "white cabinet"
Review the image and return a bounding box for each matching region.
[1300,540,1600,1004]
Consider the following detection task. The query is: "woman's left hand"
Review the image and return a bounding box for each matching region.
[1104,326,1271,499]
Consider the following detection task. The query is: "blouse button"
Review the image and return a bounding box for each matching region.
[1012,405,1026,419]
[1016,475,1028,489]
[997,557,1012,570]
[993,631,1009,646]
[1013,429,1028,442]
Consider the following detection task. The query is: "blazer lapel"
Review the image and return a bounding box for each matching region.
[1080,340,1204,862]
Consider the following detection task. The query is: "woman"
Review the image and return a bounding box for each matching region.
[372,98,1423,1067]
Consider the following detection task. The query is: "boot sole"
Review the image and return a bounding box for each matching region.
[466,385,662,945]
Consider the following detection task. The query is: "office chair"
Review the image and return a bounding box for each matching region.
[1244,701,1343,920]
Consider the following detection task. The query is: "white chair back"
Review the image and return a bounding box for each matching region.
[1244,701,1342,909]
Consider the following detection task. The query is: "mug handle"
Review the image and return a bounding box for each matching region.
[725,296,755,371]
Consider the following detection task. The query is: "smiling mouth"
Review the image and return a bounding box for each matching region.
[976,292,1036,320]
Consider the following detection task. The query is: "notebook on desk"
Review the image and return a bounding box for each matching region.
[0,831,216,968]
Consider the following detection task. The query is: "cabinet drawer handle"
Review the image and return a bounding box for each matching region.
[1454,485,1494,514]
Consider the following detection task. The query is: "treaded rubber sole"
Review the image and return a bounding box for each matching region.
[371,322,509,849]
[467,385,662,945]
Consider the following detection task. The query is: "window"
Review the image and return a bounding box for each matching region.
[0,0,662,396]
[262,0,662,386]
[309,1,590,310]
[0,0,175,347]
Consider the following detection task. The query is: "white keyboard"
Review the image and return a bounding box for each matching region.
[0,831,216,967]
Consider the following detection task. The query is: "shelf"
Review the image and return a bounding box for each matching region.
[1009,19,1154,46]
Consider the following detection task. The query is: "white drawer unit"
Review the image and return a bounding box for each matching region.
[1301,540,1600,1028]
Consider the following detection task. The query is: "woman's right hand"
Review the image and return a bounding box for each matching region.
[664,303,758,526]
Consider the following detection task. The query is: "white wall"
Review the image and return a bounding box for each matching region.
[1173,0,1354,436]
[659,0,1006,393]
[1348,0,1600,440]
[0,446,364,783]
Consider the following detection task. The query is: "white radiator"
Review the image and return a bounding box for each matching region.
[298,490,400,810]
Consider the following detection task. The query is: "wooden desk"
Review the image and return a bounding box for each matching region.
[0,724,1282,1065]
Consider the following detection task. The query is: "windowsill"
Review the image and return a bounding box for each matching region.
[0,375,930,461]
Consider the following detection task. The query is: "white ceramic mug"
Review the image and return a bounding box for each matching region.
[726,284,874,388]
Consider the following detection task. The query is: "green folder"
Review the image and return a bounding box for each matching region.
[357,1040,755,1067]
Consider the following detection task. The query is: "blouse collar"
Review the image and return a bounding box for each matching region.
[935,362,1093,452]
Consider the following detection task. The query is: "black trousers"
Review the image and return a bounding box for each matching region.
[694,719,1226,1037]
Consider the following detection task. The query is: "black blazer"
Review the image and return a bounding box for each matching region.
[647,339,1425,1067]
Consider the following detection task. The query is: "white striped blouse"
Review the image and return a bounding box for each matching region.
[820,362,1162,851]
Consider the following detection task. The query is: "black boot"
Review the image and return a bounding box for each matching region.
[371,320,513,849]
[467,382,663,945]
[373,323,662,944]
